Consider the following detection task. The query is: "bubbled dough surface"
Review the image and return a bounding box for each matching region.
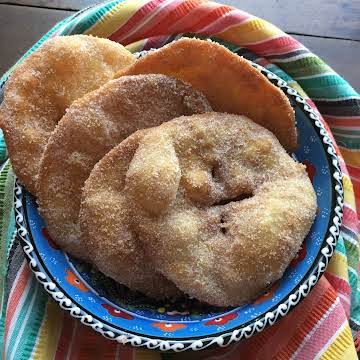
[124,113,317,306]
[0,35,136,194]
[37,74,211,260]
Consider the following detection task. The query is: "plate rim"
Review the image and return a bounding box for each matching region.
[14,62,344,352]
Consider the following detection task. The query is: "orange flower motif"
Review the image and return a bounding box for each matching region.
[101,304,134,319]
[42,227,60,250]
[205,312,238,326]
[65,269,89,292]
[254,283,279,304]
[152,322,186,332]
[303,160,316,184]
[290,242,307,267]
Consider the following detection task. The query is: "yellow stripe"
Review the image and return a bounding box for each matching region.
[342,174,357,210]
[288,82,308,98]
[339,147,360,168]
[320,324,357,360]
[126,39,148,53]
[218,18,283,46]
[32,301,64,360]
[84,0,148,38]
[327,252,349,282]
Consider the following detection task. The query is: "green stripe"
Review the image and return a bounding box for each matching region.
[349,268,358,285]
[0,162,15,278]
[299,75,350,89]
[332,134,360,149]
[0,162,16,357]
[7,277,35,357]
[0,131,7,164]
[343,235,359,296]
[349,271,359,317]
[278,54,359,99]
[277,55,332,78]
[8,279,49,360]
[302,84,359,100]
[333,128,360,136]
[59,1,123,35]
[335,235,347,255]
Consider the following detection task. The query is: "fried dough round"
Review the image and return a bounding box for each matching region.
[80,131,181,300]
[116,38,297,151]
[92,113,316,306]
[0,35,135,194]
[37,74,211,261]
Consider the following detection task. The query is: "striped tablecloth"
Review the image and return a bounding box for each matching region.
[0,1,359,359]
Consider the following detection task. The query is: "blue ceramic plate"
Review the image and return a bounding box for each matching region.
[13,60,344,352]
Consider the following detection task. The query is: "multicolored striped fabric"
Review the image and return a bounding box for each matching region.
[0,0,359,359]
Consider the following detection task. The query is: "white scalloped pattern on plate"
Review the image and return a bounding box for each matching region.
[14,62,343,352]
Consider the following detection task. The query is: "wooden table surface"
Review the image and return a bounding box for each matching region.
[0,0,359,92]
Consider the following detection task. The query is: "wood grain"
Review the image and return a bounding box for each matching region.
[1,0,360,40]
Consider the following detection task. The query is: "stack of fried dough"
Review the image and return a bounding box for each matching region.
[0,36,316,307]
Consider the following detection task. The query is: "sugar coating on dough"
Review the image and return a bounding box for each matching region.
[37,74,211,259]
[0,35,136,194]
[82,113,316,305]
[80,132,181,299]
[38,74,211,300]
[116,37,297,151]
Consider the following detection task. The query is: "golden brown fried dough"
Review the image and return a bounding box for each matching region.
[0,35,135,194]
[80,131,181,299]
[37,74,211,262]
[116,38,297,151]
[85,113,316,306]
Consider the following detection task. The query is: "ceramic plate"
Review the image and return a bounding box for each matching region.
[11,54,344,351]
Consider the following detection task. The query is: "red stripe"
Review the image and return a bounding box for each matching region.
[143,35,170,50]
[246,35,303,56]
[109,0,169,42]
[306,98,320,111]
[199,9,250,35]
[325,272,351,297]
[272,281,338,359]
[4,262,31,349]
[117,345,134,359]
[257,58,272,67]
[294,301,347,359]
[355,330,360,352]
[216,278,337,359]
[348,166,360,218]
[343,205,360,234]
[166,2,236,34]
[347,165,360,178]
[315,111,344,155]
[350,178,360,218]
[122,0,204,45]
[54,314,76,360]
[340,157,350,176]
[326,117,360,128]
[188,5,235,32]
[307,104,342,156]
[55,314,129,360]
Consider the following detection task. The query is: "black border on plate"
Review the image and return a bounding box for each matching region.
[13,62,344,352]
